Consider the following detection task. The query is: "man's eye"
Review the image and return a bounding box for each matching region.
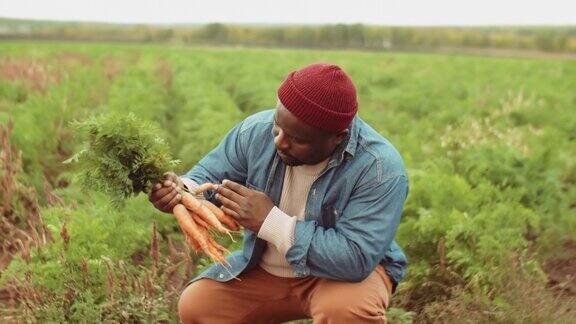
[292,137,307,145]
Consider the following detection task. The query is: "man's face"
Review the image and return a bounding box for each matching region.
[272,101,349,166]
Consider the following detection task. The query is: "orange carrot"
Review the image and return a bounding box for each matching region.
[203,200,240,231]
[206,235,231,267]
[193,182,217,195]
[193,213,212,230]
[190,182,240,231]
[173,204,231,266]
[173,204,210,252]
[185,232,202,252]
[180,191,233,239]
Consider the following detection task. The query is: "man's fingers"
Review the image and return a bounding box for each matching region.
[215,192,241,214]
[163,172,185,188]
[216,185,244,204]
[150,186,174,202]
[156,188,178,208]
[222,179,250,195]
[163,180,176,187]
[163,171,178,182]
[149,177,180,214]
[149,183,162,197]
[161,192,181,212]
[149,183,162,201]
[194,183,217,194]
[221,206,240,220]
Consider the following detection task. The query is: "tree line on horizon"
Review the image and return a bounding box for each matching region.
[0,18,575,52]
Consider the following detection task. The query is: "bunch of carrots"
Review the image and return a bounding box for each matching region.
[171,183,240,267]
[66,114,240,267]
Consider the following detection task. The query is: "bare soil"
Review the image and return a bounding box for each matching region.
[545,240,576,296]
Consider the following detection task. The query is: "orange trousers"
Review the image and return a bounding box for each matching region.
[178,265,393,324]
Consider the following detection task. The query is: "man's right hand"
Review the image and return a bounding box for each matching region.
[149,172,184,213]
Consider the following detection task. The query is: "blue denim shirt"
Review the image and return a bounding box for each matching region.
[184,109,408,290]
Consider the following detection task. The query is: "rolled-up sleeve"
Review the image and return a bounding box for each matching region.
[285,173,408,282]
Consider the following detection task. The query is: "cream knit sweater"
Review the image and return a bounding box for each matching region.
[257,159,329,277]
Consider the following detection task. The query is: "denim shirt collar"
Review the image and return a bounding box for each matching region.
[329,116,359,167]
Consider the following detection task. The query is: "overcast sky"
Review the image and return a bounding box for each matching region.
[1,0,574,26]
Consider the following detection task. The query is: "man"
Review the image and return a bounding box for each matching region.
[149,63,408,323]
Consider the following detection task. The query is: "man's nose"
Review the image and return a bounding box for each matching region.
[274,131,290,151]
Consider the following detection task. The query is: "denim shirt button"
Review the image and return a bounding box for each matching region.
[218,273,225,279]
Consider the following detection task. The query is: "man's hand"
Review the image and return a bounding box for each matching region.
[215,179,274,232]
[149,172,184,213]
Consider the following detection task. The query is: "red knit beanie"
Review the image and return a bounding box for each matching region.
[277,63,358,132]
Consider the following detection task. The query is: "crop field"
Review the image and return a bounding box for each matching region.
[0,42,575,323]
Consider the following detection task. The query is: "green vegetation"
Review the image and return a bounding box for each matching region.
[0,41,574,323]
[64,113,180,206]
[1,18,576,53]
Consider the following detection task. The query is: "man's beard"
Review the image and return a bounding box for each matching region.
[277,151,302,166]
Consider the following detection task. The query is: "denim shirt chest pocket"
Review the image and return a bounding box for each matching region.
[317,177,351,229]
[321,205,341,229]
[314,181,345,229]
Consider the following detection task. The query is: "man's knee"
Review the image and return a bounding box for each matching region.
[310,275,391,323]
[177,281,208,323]
[312,297,386,320]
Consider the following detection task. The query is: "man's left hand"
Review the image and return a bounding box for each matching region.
[215,179,274,232]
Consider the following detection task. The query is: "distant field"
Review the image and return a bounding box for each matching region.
[1,42,575,323]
